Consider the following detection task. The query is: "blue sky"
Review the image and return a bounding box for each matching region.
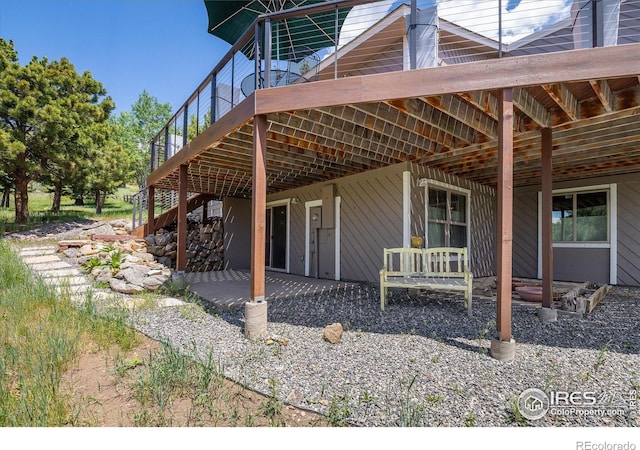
[0,0,231,114]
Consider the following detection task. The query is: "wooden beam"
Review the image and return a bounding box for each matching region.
[496,88,514,343]
[147,185,155,235]
[589,80,614,113]
[541,128,553,309]
[176,164,188,272]
[255,44,640,115]
[542,83,578,121]
[251,114,267,303]
[513,87,550,128]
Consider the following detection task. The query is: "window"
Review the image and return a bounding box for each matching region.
[552,190,608,243]
[427,186,468,248]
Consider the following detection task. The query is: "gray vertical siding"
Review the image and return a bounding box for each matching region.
[268,164,405,283]
[338,166,404,282]
[512,189,539,278]
[222,197,252,270]
[411,164,496,277]
[617,180,640,285]
[513,174,640,286]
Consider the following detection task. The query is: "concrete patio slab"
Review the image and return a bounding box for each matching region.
[184,270,355,309]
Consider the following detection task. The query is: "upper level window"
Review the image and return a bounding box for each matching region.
[552,190,608,243]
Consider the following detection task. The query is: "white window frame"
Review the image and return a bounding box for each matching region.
[418,178,471,254]
[266,199,291,273]
[537,183,617,283]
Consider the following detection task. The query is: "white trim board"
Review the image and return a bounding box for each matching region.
[266,198,291,273]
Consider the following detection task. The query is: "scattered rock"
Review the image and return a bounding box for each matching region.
[109,278,144,295]
[155,232,172,247]
[80,223,115,237]
[118,266,150,287]
[63,248,80,258]
[142,275,167,291]
[109,219,127,228]
[286,390,303,404]
[91,266,113,283]
[323,323,343,344]
[79,244,100,256]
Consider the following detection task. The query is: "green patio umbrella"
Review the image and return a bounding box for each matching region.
[204,0,352,61]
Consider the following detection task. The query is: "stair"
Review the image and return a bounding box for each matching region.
[133,193,218,238]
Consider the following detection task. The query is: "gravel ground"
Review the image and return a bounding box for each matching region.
[131,284,640,427]
[6,220,640,427]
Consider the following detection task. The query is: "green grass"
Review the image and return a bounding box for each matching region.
[0,186,136,234]
[0,240,138,426]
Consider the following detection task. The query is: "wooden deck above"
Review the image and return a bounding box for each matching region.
[148,43,640,197]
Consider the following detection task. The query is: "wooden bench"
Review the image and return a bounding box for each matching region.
[379,247,473,317]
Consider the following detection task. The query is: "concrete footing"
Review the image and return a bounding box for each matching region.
[538,307,558,322]
[245,301,268,339]
[490,338,516,361]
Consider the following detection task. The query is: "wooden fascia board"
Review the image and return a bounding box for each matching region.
[147,94,256,187]
[255,44,640,115]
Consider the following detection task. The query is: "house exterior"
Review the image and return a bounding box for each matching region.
[143,0,640,352]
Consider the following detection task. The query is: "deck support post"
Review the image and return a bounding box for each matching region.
[491,88,515,361]
[147,185,155,235]
[246,114,268,340]
[540,127,557,321]
[176,164,188,272]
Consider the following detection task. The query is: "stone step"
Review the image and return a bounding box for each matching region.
[39,268,83,278]
[22,254,60,264]
[29,260,74,271]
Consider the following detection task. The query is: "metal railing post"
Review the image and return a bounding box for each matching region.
[334,6,339,79]
[255,22,262,90]
[164,127,169,163]
[264,18,272,89]
[183,104,188,147]
[138,189,143,227]
[150,143,156,171]
[210,74,217,123]
[196,90,200,135]
[131,191,137,230]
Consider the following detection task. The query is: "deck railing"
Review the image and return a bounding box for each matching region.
[149,0,640,173]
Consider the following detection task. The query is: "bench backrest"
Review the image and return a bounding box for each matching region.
[383,247,469,278]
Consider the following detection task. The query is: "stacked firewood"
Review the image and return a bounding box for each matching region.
[146,217,224,272]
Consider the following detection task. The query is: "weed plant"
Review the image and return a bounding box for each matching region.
[0,241,136,426]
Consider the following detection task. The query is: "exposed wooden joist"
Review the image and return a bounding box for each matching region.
[270,111,403,166]
[513,87,550,128]
[422,94,498,139]
[542,83,579,121]
[457,91,498,120]
[351,102,455,150]
[323,104,442,154]
[386,98,476,144]
[589,79,614,113]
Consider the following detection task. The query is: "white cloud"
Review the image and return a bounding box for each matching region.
[340,0,573,45]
